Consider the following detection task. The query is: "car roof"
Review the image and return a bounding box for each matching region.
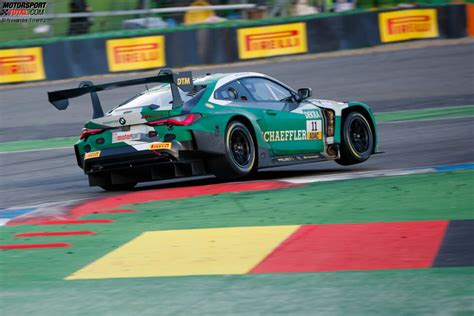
[193,72,266,86]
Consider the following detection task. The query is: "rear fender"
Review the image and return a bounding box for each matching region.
[192,111,268,157]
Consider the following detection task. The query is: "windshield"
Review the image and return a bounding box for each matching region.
[110,84,207,113]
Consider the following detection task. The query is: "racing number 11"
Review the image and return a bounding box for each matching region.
[306,120,322,140]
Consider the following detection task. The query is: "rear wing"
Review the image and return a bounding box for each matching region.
[47,68,194,118]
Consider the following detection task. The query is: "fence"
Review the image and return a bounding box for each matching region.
[0,4,469,84]
[0,0,465,42]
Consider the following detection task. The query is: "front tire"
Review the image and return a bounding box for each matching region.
[208,121,256,179]
[336,111,374,166]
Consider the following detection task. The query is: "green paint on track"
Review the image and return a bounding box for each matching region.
[2,268,473,315]
[1,170,473,314]
[375,105,474,123]
[123,170,474,229]
[0,105,473,153]
[0,136,76,153]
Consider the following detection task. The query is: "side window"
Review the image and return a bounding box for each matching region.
[214,81,250,101]
[241,78,293,102]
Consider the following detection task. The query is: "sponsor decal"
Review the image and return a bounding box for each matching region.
[84,151,101,160]
[112,131,139,143]
[106,36,165,72]
[263,129,321,142]
[274,154,321,163]
[0,47,45,83]
[379,9,439,43]
[306,120,322,140]
[302,154,320,160]
[303,110,321,119]
[174,71,193,91]
[276,157,295,162]
[237,23,308,60]
[177,77,191,85]
[149,142,172,150]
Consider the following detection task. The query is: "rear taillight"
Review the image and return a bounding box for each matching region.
[80,128,104,140]
[147,114,202,126]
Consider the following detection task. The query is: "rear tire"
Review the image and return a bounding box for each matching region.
[99,182,137,191]
[336,111,374,166]
[208,121,256,179]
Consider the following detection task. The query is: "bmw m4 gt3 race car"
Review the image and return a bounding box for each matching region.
[48,69,377,191]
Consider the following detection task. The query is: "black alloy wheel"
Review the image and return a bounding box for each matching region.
[229,127,253,169]
[349,117,370,155]
[336,111,374,165]
[207,121,256,178]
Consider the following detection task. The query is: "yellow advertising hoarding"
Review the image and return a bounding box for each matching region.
[379,9,439,43]
[0,47,45,83]
[237,23,308,60]
[106,35,165,72]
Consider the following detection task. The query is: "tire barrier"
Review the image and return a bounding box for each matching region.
[0,4,468,84]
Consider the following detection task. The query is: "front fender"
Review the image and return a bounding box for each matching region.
[311,99,377,152]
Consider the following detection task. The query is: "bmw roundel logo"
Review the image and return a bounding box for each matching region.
[119,117,126,125]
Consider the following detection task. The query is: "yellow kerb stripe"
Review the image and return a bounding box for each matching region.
[66,225,299,280]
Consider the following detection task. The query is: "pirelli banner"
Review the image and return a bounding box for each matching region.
[378,9,439,43]
[237,22,308,59]
[0,47,45,83]
[106,35,166,72]
[0,4,468,84]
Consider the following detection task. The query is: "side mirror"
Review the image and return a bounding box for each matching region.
[297,88,312,101]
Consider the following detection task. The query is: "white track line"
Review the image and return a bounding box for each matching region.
[279,168,435,184]
[0,219,10,226]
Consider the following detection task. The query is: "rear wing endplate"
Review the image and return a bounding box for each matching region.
[47,68,193,118]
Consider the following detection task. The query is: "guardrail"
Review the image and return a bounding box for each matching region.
[0,4,469,85]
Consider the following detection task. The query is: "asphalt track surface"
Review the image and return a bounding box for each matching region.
[0,41,473,208]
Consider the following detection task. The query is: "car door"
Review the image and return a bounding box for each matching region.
[240,77,324,155]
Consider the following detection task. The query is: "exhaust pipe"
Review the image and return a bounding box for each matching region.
[327,144,338,158]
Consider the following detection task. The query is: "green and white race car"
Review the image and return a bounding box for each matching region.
[49,69,378,191]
